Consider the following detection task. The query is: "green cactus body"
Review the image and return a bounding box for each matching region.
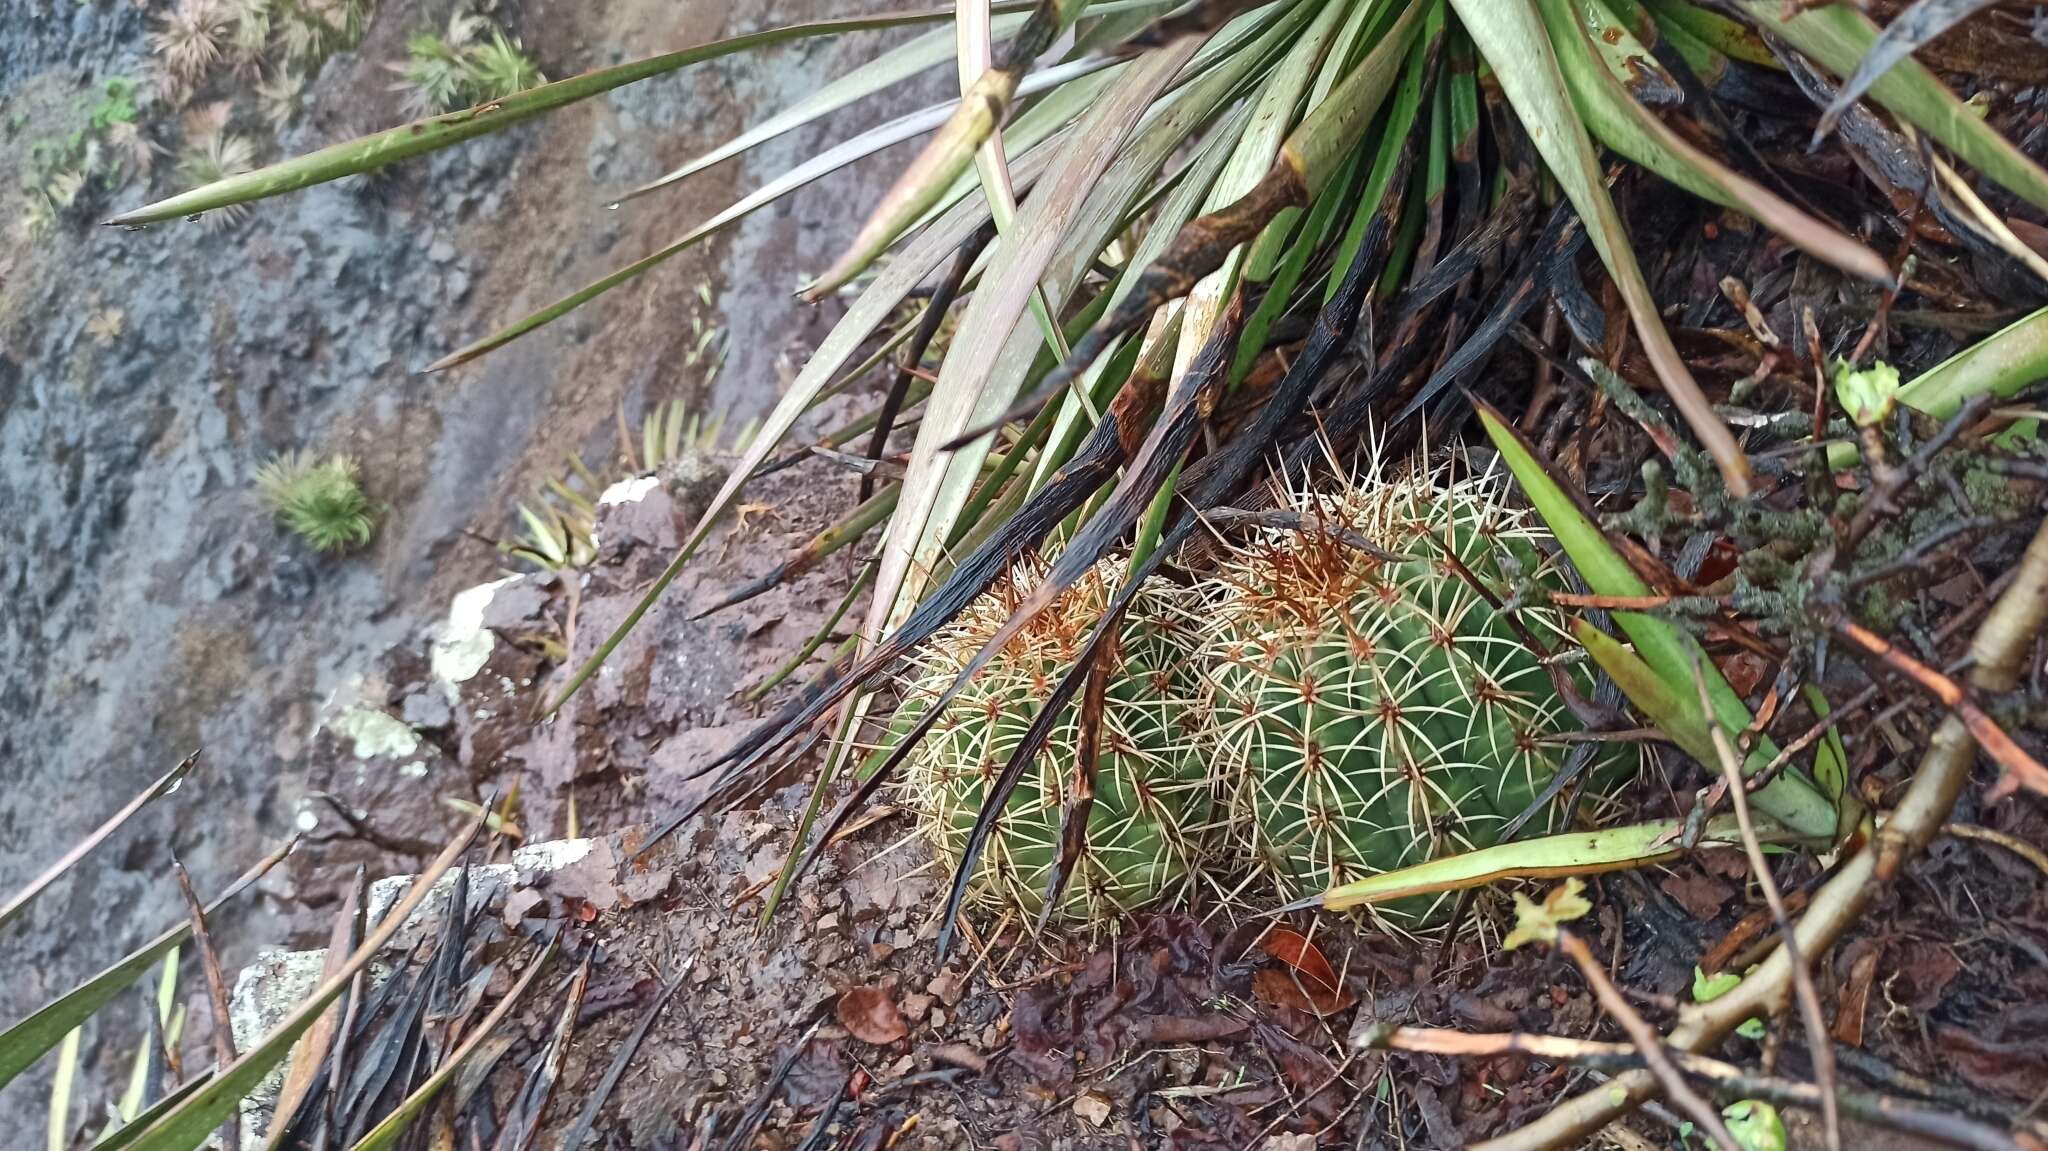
[896,555,1215,923]
[1203,464,1598,923]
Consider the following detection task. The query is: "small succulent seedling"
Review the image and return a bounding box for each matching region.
[255,450,378,553]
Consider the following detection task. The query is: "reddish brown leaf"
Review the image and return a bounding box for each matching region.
[1833,947,1879,1048]
[836,985,908,1046]
[1659,869,1734,920]
[1261,927,1341,992]
[1252,969,1358,1017]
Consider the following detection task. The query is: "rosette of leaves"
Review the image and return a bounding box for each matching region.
[255,449,378,553]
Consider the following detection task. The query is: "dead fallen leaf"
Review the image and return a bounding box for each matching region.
[1253,969,1358,1017]
[1834,947,1879,1048]
[836,985,908,1046]
[1071,1091,1112,1127]
[1261,927,1341,990]
[1660,868,1735,920]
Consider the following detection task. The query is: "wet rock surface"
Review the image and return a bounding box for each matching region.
[0,0,937,1129]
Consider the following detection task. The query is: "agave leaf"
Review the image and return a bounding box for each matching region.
[1534,0,1890,282]
[866,36,1225,641]
[122,819,482,1151]
[624,11,1033,202]
[1815,0,2000,142]
[0,841,291,1091]
[1473,400,1837,839]
[543,145,1017,713]
[1319,815,1783,909]
[1454,0,1753,496]
[811,0,1093,297]
[1734,0,2048,214]
[427,55,1120,370]
[345,936,555,1151]
[109,9,977,226]
[1564,0,1681,101]
[962,0,1071,361]
[1643,0,1775,67]
[2,752,197,933]
[1326,1,1441,301]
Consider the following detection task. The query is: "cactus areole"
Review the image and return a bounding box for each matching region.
[1202,463,1606,924]
[895,459,1616,926]
[896,555,1216,923]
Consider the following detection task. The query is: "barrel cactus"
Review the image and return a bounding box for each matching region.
[895,553,1216,923]
[1202,458,1604,925]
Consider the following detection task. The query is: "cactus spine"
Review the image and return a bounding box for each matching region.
[1201,460,1593,923]
[895,555,1216,923]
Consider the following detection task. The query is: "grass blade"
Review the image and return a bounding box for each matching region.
[121,816,482,1151]
[2,752,197,933]
[1534,0,1889,282]
[108,8,975,227]
[0,841,292,1092]
[1732,0,2048,215]
[1454,0,1754,496]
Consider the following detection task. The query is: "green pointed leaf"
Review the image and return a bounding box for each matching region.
[109,8,976,226]
[1474,401,1837,839]
[1321,816,1781,909]
[868,34,1230,638]
[428,55,1119,371]
[1454,0,1753,495]
[1535,0,1890,282]
[1734,0,2048,215]
[0,842,289,1091]
[621,11,1033,202]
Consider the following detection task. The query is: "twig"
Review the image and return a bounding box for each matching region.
[1693,663,1841,1151]
[1555,929,1742,1151]
[1369,1028,2026,1151]
[171,857,239,1151]
[1943,822,2048,879]
[1835,617,2048,803]
[1473,514,2048,1151]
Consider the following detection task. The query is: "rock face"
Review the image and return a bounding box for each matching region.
[0,0,938,1134]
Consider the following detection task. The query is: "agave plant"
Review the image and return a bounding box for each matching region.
[117,0,2048,945]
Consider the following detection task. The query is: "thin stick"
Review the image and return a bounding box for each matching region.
[1694,663,1841,1151]
[171,858,239,1151]
[1369,1027,2025,1151]
[1556,929,1741,1151]
[1475,515,2048,1150]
